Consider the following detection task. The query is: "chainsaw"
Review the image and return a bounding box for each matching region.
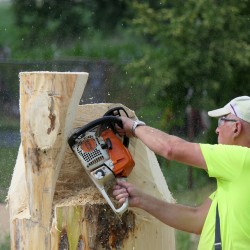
[68,107,135,215]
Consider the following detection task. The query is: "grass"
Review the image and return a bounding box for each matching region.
[0,146,18,203]
[0,115,19,131]
[174,182,216,250]
[162,160,216,250]
[0,235,10,250]
[0,144,14,250]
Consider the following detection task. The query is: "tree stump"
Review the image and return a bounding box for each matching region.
[8,73,175,249]
[52,104,176,249]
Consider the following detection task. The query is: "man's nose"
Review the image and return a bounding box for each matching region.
[215,127,220,135]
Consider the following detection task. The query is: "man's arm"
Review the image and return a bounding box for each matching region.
[119,117,207,170]
[113,180,211,234]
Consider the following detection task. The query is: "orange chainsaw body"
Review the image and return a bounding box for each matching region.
[101,129,135,177]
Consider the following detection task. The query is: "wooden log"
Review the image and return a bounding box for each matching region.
[8,71,175,249]
[7,72,88,250]
[52,103,176,249]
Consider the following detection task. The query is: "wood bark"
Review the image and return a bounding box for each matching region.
[8,72,175,249]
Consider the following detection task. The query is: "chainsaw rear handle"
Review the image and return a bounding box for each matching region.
[101,188,128,215]
[100,178,129,215]
[68,116,126,149]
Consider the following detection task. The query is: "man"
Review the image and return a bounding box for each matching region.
[113,96,250,249]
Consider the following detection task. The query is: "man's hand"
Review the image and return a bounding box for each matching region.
[116,116,135,137]
[113,180,144,207]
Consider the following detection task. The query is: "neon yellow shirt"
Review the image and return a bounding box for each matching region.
[198,144,250,250]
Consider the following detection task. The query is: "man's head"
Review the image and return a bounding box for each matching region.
[208,96,250,146]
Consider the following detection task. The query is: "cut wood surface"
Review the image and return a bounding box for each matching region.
[7,72,88,250]
[52,103,176,250]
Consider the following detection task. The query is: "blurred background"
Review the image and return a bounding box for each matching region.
[0,0,249,249]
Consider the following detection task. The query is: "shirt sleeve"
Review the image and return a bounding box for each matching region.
[200,144,247,181]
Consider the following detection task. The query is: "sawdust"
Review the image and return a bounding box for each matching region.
[54,186,106,207]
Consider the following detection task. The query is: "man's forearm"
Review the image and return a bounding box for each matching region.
[134,125,206,169]
[134,125,176,157]
[138,193,205,235]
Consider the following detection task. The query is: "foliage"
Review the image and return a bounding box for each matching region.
[124,0,250,132]
[6,0,250,116]
[11,0,130,52]
[1,0,142,60]
[0,2,18,48]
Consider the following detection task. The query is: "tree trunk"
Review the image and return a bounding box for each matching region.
[8,73,175,249]
[7,72,88,250]
[52,104,176,249]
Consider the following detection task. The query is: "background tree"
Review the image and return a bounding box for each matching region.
[124,0,250,135]
[8,0,250,134]
[12,0,130,49]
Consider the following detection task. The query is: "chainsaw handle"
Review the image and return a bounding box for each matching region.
[101,189,128,215]
[68,116,123,148]
[103,106,129,118]
[103,106,130,148]
[100,178,129,215]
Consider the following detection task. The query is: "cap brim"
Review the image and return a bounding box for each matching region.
[208,106,231,118]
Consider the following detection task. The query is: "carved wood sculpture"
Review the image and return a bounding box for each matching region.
[7,72,88,249]
[8,72,175,249]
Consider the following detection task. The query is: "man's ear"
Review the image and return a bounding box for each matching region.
[233,122,242,137]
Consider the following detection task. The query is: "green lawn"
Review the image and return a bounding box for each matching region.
[0,235,10,250]
[0,146,18,202]
[161,159,216,250]
[0,116,20,131]
[174,182,216,250]
[0,145,17,250]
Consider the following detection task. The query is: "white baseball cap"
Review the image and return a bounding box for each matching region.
[208,96,250,123]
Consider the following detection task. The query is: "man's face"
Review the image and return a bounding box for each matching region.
[216,114,238,144]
